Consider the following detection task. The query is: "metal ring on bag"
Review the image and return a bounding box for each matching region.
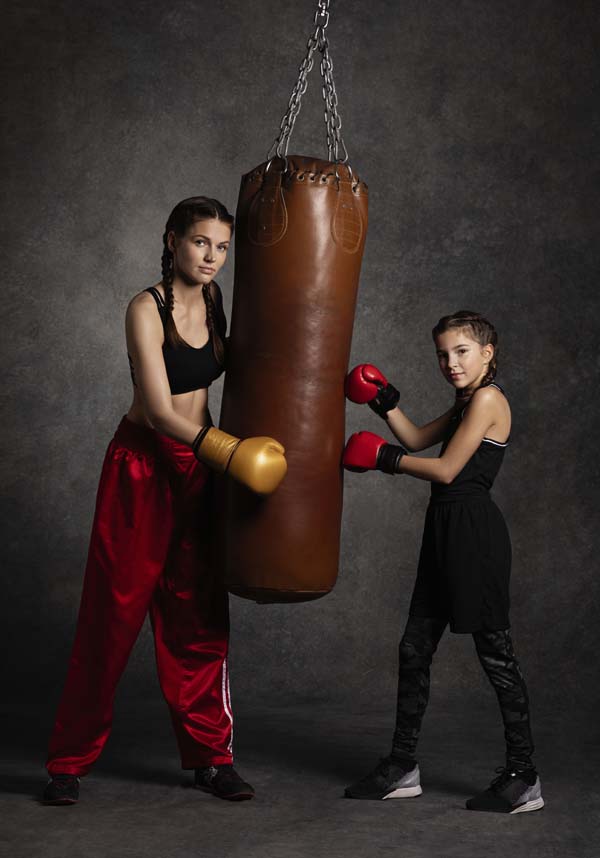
[264,155,288,178]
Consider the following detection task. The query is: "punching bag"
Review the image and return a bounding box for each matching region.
[217,2,368,602]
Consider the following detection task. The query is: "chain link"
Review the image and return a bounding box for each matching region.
[267,0,349,166]
[320,35,348,163]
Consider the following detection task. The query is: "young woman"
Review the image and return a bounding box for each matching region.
[43,197,286,805]
[342,310,543,814]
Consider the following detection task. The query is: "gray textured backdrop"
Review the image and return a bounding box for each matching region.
[3,0,598,744]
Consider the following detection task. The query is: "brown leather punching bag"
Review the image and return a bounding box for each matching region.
[217,2,368,602]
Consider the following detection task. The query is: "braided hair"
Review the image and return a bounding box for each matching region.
[432,310,499,387]
[161,196,233,364]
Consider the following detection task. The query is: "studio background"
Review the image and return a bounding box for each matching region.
[3,0,598,761]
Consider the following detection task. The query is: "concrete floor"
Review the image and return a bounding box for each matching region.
[2,700,598,858]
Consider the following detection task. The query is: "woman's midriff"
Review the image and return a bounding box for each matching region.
[126,386,211,430]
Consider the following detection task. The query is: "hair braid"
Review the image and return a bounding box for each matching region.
[159,196,234,350]
[160,232,173,285]
[202,282,226,366]
[160,231,186,347]
[432,310,499,388]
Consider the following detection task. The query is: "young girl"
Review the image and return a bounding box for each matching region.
[342,310,543,814]
[43,197,286,805]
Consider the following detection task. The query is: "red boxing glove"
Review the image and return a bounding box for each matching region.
[343,431,387,471]
[343,431,406,475]
[345,364,400,418]
[345,364,389,404]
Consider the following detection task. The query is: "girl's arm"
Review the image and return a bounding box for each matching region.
[397,387,498,483]
[125,294,206,445]
[386,404,460,452]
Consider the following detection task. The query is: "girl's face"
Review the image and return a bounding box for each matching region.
[435,328,494,392]
[168,218,231,286]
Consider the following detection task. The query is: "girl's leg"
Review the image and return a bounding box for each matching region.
[47,422,173,776]
[391,615,447,763]
[472,629,535,770]
[149,447,233,769]
[344,614,447,800]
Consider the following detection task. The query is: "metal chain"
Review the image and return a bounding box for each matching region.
[320,34,348,163]
[267,0,349,165]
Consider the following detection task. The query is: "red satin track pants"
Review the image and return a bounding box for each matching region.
[47,416,233,776]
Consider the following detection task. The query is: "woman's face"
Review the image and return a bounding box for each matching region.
[435,328,494,392]
[169,218,232,286]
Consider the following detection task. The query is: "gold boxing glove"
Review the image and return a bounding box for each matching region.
[192,427,287,495]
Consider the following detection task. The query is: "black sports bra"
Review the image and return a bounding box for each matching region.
[128,285,225,395]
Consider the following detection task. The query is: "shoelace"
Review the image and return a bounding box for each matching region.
[201,766,219,783]
[199,765,235,785]
[373,757,392,776]
[490,766,529,792]
[214,766,236,782]
[362,757,402,781]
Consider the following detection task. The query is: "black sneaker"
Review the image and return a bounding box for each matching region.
[42,774,80,805]
[194,765,254,801]
[466,766,544,814]
[344,756,422,800]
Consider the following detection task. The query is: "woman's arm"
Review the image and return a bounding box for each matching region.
[397,387,498,483]
[125,294,206,445]
[386,404,459,452]
[126,291,287,493]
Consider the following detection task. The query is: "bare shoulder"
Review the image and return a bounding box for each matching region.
[469,384,511,423]
[125,286,164,342]
[127,284,163,313]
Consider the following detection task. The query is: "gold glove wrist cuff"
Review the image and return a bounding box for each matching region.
[194,427,241,473]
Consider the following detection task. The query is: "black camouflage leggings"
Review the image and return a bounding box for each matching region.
[391,616,535,770]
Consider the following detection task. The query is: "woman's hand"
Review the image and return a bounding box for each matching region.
[193,428,287,495]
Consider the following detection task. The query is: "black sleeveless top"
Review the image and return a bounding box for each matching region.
[128,285,225,395]
[430,382,510,503]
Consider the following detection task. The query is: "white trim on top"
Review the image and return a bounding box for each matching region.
[482,437,509,447]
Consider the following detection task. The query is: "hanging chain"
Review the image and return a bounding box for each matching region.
[320,31,348,163]
[267,0,349,165]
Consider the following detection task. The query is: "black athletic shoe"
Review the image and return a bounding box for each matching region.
[42,774,80,805]
[466,766,544,814]
[344,756,422,800]
[194,765,255,801]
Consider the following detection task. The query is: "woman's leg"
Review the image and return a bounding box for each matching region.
[149,445,233,769]
[47,422,173,776]
[472,629,535,770]
[391,615,447,763]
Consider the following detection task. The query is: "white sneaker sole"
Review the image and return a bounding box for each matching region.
[382,785,423,799]
[510,796,545,814]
